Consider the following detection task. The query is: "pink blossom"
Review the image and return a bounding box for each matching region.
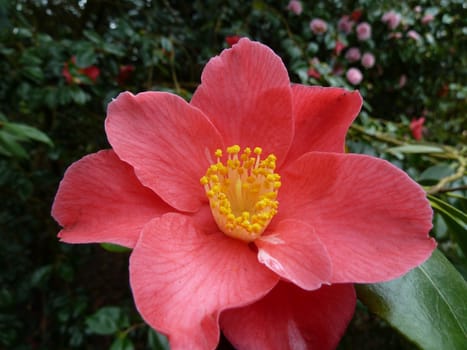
[338,15,354,34]
[356,22,372,41]
[287,0,302,15]
[389,31,403,39]
[310,18,328,34]
[361,52,375,69]
[410,117,425,140]
[382,10,402,30]
[345,47,361,63]
[407,30,422,41]
[52,39,435,350]
[346,67,363,85]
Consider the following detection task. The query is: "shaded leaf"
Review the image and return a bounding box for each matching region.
[3,122,53,146]
[110,336,134,350]
[356,250,467,350]
[428,194,467,255]
[85,307,129,335]
[100,243,131,253]
[147,328,169,350]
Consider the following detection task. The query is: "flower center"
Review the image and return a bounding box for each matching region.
[200,145,281,242]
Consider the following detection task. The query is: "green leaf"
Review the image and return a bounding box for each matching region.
[85,307,129,335]
[356,250,467,350]
[110,336,134,350]
[3,122,53,146]
[428,195,467,255]
[387,145,444,154]
[100,243,131,253]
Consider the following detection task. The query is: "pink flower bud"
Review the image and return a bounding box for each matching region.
[410,117,425,140]
[310,18,328,34]
[361,52,375,69]
[345,47,361,63]
[287,0,302,15]
[346,67,363,85]
[399,74,407,88]
[356,22,372,41]
[334,40,346,56]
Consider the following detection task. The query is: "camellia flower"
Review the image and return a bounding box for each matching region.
[346,67,363,85]
[287,0,302,15]
[62,56,100,85]
[345,47,361,63]
[382,10,402,30]
[361,52,375,69]
[356,22,372,41]
[52,39,435,350]
[309,18,328,34]
[410,117,426,140]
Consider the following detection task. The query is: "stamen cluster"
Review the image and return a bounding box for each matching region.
[200,145,281,242]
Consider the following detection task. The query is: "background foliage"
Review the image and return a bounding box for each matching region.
[0,0,465,349]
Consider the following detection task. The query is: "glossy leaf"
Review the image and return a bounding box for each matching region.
[356,249,467,350]
[428,194,467,256]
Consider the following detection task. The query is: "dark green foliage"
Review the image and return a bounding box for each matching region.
[0,1,465,349]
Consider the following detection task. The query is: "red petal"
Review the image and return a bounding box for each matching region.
[52,150,171,248]
[105,91,224,212]
[129,213,279,350]
[256,219,332,290]
[191,38,293,163]
[286,85,362,163]
[221,282,356,350]
[278,152,436,283]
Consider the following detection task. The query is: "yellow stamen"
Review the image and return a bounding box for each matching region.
[200,145,281,242]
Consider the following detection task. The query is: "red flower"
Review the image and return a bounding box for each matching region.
[225,35,241,47]
[62,56,100,85]
[117,64,135,85]
[350,9,363,21]
[52,39,435,349]
[410,117,426,140]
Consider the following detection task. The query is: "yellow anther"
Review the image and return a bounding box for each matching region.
[200,145,281,242]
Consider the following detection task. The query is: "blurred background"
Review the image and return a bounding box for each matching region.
[0,0,465,349]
